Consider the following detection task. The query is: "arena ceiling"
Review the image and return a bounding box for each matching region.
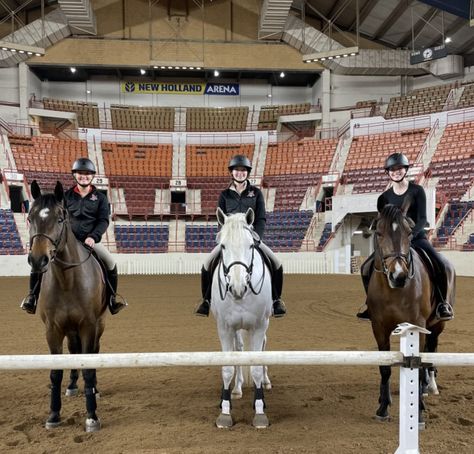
[4,0,474,81]
[300,0,474,65]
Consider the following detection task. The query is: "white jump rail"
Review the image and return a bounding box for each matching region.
[1,324,473,454]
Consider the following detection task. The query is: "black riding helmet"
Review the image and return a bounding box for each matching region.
[384,152,410,171]
[72,157,96,174]
[228,155,252,173]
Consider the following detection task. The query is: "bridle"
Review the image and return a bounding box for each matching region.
[218,227,266,300]
[373,229,415,280]
[29,204,92,270]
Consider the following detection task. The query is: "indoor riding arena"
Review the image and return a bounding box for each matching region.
[0,1,474,453]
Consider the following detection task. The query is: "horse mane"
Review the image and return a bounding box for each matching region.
[219,213,250,244]
[380,204,404,225]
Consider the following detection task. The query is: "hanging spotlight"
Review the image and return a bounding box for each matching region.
[279,71,285,78]
[140,69,146,75]
[214,70,220,77]
[70,67,76,73]
[445,37,452,44]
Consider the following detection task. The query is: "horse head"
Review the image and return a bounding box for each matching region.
[216,207,255,300]
[375,201,414,288]
[28,181,67,273]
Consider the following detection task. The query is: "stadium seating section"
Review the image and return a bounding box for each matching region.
[186,107,248,132]
[9,134,85,189]
[0,209,24,254]
[185,224,219,252]
[265,210,313,251]
[385,84,455,119]
[343,128,428,193]
[110,105,174,131]
[456,83,474,109]
[115,225,169,253]
[258,103,311,130]
[43,98,100,128]
[434,202,473,248]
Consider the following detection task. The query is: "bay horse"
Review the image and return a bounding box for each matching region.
[367,202,455,424]
[28,181,107,432]
[211,208,272,429]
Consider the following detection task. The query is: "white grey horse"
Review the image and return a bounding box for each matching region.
[211,208,272,429]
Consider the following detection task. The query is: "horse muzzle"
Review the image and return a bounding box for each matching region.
[388,272,407,289]
[228,284,248,300]
[28,253,50,273]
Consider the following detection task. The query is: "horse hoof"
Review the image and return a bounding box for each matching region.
[419,421,426,431]
[45,413,61,429]
[216,413,233,429]
[65,387,78,397]
[85,418,101,433]
[253,413,269,429]
[231,390,242,400]
[374,414,391,422]
[263,382,272,390]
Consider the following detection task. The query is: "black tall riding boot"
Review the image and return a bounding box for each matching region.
[195,266,211,317]
[107,266,127,315]
[272,266,286,318]
[356,272,371,321]
[20,272,41,314]
[435,286,454,321]
[20,272,42,314]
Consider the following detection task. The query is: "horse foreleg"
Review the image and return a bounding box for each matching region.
[216,329,235,429]
[232,331,244,399]
[65,335,81,397]
[262,336,272,390]
[376,365,392,421]
[46,369,63,429]
[249,328,269,429]
[82,368,101,432]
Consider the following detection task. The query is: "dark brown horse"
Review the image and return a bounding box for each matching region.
[28,181,107,432]
[367,202,455,423]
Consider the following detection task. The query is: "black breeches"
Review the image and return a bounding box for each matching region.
[412,238,448,300]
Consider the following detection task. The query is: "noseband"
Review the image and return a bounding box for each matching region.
[29,205,92,269]
[218,231,266,300]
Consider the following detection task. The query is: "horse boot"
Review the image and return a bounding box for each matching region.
[107,266,127,315]
[195,266,211,317]
[356,267,371,321]
[20,272,42,315]
[272,266,286,318]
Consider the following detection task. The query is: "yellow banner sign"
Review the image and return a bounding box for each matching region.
[121,82,205,95]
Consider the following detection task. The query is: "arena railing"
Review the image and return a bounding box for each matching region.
[414,118,439,170]
[353,115,432,136]
[100,129,173,145]
[0,325,472,453]
[446,106,474,125]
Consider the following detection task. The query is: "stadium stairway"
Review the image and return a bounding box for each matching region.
[168,219,186,252]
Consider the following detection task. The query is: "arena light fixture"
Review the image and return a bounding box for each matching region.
[70,67,76,74]
[149,60,204,70]
[0,41,45,56]
[303,46,359,63]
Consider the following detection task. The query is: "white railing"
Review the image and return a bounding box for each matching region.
[1,324,472,453]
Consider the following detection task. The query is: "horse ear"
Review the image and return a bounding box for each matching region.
[31,180,41,200]
[216,207,227,226]
[245,208,254,226]
[54,181,64,203]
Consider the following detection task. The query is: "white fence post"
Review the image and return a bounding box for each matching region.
[393,322,430,454]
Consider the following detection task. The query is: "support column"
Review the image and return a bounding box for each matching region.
[18,62,29,123]
[321,69,331,130]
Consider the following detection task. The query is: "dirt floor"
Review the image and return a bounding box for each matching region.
[0,274,473,454]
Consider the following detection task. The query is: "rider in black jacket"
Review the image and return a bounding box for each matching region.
[195,154,287,318]
[21,158,127,315]
[357,152,454,322]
